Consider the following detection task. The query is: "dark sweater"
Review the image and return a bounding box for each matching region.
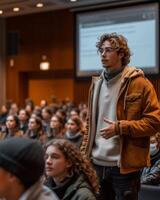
[64,131,83,148]
[45,174,96,200]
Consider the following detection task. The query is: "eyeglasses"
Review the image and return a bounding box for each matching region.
[99,47,116,54]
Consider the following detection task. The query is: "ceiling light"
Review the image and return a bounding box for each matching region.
[40,55,50,71]
[13,7,20,12]
[0,10,3,14]
[70,0,77,2]
[36,3,44,8]
[40,61,50,70]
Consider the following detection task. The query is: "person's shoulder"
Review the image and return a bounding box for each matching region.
[74,187,97,200]
[123,66,144,79]
[70,175,96,200]
[126,66,154,88]
[40,185,59,200]
[91,74,102,83]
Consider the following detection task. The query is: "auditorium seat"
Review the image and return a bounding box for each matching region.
[139,184,160,200]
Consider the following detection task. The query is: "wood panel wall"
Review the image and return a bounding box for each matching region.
[6,10,78,106]
[5,9,160,107]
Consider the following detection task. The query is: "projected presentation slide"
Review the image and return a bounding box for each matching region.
[76,3,159,77]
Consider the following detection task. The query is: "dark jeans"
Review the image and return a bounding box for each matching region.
[93,164,140,200]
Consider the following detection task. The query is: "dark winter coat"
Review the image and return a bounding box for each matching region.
[45,174,96,200]
[141,150,160,185]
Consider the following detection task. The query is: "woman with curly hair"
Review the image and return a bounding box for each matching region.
[44,139,99,200]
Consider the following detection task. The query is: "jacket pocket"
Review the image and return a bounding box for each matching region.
[125,93,142,120]
[122,137,150,168]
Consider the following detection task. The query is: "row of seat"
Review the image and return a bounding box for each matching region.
[139,184,160,200]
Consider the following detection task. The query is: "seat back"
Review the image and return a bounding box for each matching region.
[139,184,160,200]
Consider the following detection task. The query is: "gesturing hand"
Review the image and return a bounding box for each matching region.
[100,118,116,139]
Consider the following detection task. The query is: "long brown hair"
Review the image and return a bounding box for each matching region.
[45,139,99,194]
[67,116,85,133]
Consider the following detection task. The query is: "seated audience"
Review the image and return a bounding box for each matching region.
[24,116,46,144]
[0,114,23,139]
[31,106,42,119]
[55,109,67,124]
[46,115,65,141]
[141,133,160,185]
[41,107,52,133]
[0,137,59,200]
[69,108,80,118]
[40,99,48,109]
[44,139,99,200]
[18,109,30,134]
[25,99,34,116]
[9,102,19,115]
[0,104,9,129]
[64,116,84,148]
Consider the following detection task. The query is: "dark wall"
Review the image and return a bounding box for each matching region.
[6,10,90,106]
[5,9,160,106]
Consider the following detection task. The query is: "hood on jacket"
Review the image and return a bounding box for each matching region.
[122,66,144,80]
[97,66,144,82]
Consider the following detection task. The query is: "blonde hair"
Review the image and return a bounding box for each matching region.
[45,139,99,194]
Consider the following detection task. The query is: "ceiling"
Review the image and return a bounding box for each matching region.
[0,0,126,18]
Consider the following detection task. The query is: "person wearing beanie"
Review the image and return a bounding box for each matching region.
[0,137,59,200]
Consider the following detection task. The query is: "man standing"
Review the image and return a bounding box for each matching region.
[81,32,160,200]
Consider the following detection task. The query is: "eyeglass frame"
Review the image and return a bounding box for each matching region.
[98,47,118,54]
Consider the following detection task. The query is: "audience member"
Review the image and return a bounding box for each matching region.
[18,109,30,134]
[0,105,9,129]
[46,115,65,141]
[64,116,84,148]
[9,102,19,115]
[40,99,48,109]
[25,99,34,116]
[0,137,59,200]
[41,107,52,133]
[24,116,46,144]
[55,109,67,123]
[69,108,80,118]
[0,114,23,139]
[44,139,99,200]
[141,133,160,185]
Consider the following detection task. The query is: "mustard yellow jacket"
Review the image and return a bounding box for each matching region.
[81,66,160,174]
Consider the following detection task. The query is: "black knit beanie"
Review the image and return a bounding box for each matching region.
[0,137,45,188]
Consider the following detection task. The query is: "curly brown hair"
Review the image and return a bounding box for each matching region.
[96,32,131,66]
[45,139,99,194]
